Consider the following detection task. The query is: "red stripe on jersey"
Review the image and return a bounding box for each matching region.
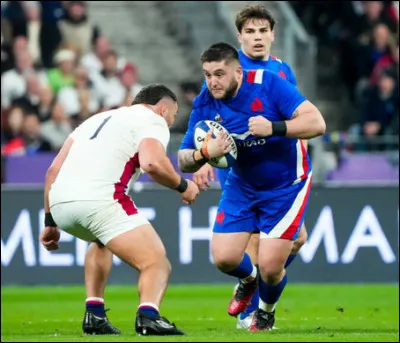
[113,153,140,215]
[280,178,312,240]
[247,70,256,83]
[270,55,277,60]
[300,140,310,180]
[278,70,287,79]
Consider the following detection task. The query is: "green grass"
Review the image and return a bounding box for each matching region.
[1,284,398,342]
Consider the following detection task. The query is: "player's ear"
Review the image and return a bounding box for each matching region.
[271,30,275,43]
[235,65,243,80]
[237,32,242,45]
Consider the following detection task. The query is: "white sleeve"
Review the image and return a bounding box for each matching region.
[137,117,170,151]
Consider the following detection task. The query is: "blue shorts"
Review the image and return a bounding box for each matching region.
[213,174,312,240]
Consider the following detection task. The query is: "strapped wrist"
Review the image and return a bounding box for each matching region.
[175,176,188,193]
[193,150,208,166]
[45,212,57,227]
[271,121,287,136]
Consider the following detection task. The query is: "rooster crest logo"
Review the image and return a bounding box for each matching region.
[214,113,223,122]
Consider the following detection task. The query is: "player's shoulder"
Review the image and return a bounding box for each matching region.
[192,87,212,110]
[270,55,293,70]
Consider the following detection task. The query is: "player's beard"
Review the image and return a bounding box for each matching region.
[220,78,239,100]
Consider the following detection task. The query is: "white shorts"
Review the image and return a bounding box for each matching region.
[50,200,150,245]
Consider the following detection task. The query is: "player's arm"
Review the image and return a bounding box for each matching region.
[139,138,184,190]
[249,74,326,139]
[44,136,74,216]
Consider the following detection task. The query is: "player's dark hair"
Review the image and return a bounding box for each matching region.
[132,84,177,105]
[200,42,239,64]
[235,4,276,32]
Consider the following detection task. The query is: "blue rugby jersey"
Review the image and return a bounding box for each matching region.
[180,69,311,190]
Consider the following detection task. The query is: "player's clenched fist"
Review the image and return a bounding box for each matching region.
[193,163,214,191]
[248,116,272,137]
[180,179,200,205]
[40,226,61,251]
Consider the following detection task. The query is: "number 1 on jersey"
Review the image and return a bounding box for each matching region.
[90,116,111,139]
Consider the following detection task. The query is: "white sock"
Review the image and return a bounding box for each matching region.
[241,265,257,284]
[86,297,104,304]
[259,298,277,313]
[138,302,159,312]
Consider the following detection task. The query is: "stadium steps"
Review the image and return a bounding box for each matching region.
[85,1,195,91]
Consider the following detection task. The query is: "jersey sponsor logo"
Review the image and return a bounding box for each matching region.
[237,138,267,148]
[230,131,252,141]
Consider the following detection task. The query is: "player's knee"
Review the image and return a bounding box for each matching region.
[258,263,285,284]
[212,252,242,273]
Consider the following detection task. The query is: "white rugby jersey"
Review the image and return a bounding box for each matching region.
[49,105,170,204]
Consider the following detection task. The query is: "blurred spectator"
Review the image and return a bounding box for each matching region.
[21,113,52,155]
[39,1,65,68]
[36,86,56,122]
[24,1,42,67]
[10,73,43,114]
[355,23,393,96]
[46,49,76,94]
[40,101,73,151]
[370,39,399,86]
[80,35,126,76]
[1,105,25,148]
[58,1,100,59]
[120,63,144,105]
[1,28,14,74]
[90,50,126,109]
[1,50,35,109]
[359,68,399,150]
[58,66,99,125]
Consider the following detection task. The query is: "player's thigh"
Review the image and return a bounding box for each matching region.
[245,233,260,264]
[50,202,97,242]
[106,223,167,270]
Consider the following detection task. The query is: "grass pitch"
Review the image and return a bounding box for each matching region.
[1,284,398,342]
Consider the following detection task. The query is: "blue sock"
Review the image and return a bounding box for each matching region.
[284,254,297,268]
[259,274,288,312]
[239,287,259,319]
[225,253,254,279]
[138,303,159,318]
[86,298,105,316]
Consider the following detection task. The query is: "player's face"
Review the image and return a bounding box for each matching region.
[238,19,274,60]
[203,61,242,100]
[161,101,179,128]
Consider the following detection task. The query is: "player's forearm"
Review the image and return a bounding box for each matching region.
[143,157,182,190]
[177,149,205,173]
[286,107,326,139]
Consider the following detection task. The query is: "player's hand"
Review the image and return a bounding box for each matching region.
[193,164,214,191]
[40,226,61,251]
[248,116,272,137]
[180,179,200,205]
[203,129,232,159]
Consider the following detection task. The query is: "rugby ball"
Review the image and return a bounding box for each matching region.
[193,120,237,168]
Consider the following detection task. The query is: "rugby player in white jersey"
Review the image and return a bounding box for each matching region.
[40,84,200,336]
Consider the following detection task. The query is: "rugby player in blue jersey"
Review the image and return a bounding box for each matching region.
[191,4,310,329]
[178,42,325,331]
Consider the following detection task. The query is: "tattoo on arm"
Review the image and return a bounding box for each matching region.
[178,149,202,173]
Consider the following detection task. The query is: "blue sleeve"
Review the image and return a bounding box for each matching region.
[179,107,204,150]
[267,72,306,120]
[283,63,297,87]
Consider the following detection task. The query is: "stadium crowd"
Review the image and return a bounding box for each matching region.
[291,0,399,150]
[1,1,398,181]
